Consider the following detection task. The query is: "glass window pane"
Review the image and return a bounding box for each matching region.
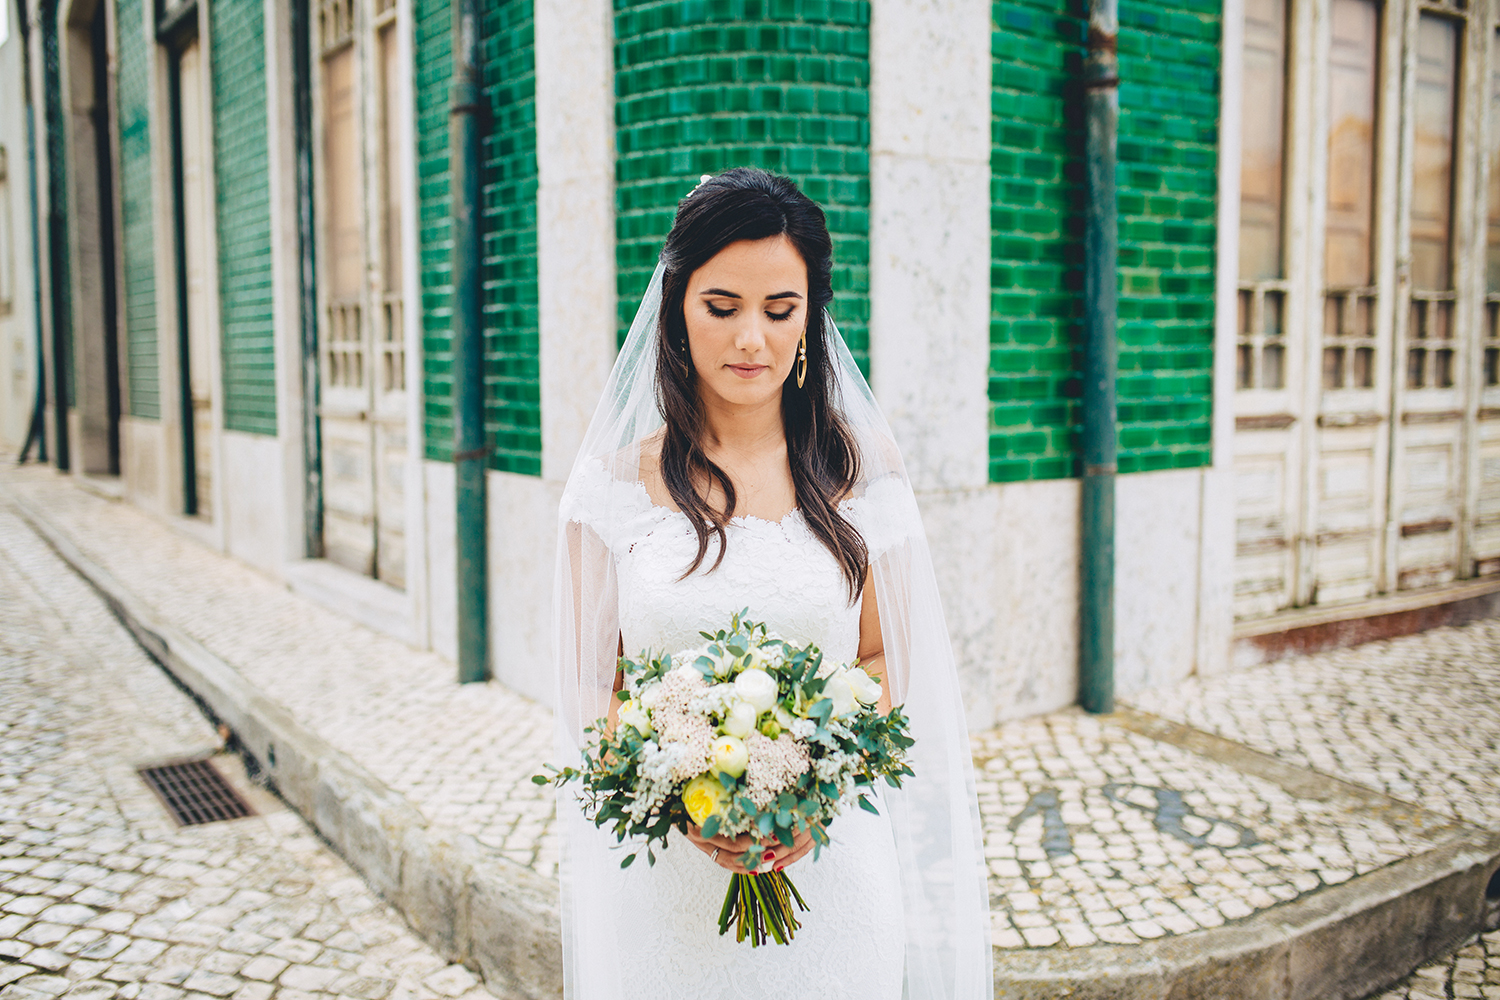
[1411,14,1460,292]
[380,22,402,294]
[1487,32,1500,292]
[323,45,362,299]
[1240,0,1288,281]
[1325,0,1379,289]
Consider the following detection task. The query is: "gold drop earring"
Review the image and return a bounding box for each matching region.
[797,333,808,389]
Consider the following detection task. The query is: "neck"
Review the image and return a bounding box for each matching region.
[699,389,786,457]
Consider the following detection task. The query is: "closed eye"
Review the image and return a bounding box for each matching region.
[766,309,795,322]
[706,302,736,318]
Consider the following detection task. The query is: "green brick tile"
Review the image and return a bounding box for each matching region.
[989,0,1218,483]
[212,0,276,436]
[117,0,157,420]
[614,0,871,370]
[415,0,539,472]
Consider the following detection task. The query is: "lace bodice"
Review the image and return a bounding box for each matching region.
[563,459,916,664]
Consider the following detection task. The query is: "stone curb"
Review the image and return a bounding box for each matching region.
[989,826,1500,999]
[6,492,564,1000]
[10,483,1500,1000]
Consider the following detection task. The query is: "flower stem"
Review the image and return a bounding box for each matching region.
[717,872,808,947]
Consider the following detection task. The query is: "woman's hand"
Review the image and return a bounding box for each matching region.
[685,822,820,873]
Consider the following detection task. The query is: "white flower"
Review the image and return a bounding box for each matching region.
[774,706,794,729]
[712,735,749,777]
[639,683,663,711]
[822,670,858,717]
[844,666,881,706]
[618,698,652,735]
[733,668,778,713]
[721,700,758,738]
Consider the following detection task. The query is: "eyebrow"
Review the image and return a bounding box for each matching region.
[698,288,804,301]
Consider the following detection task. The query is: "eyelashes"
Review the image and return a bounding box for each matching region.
[704,303,796,322]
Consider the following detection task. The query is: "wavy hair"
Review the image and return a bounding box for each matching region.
[653,167,867,603]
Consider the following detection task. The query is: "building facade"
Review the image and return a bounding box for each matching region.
[0,0,1495,727]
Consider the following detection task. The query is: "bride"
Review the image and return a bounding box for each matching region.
[553,168,992,1000]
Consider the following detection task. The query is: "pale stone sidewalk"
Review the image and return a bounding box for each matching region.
[0,466,557,879]
[5,461,1499,1000]
[0,501,500,1000]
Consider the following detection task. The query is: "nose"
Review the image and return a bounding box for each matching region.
[732,314,769,354]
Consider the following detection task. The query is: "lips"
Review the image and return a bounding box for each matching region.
[727,364,768,379]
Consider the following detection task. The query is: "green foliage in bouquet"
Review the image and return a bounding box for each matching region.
[536,611,916,946]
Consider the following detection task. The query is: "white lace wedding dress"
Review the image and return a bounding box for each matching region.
[572,466,906,1000]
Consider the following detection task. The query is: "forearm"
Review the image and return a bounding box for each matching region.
[861,650,893,715]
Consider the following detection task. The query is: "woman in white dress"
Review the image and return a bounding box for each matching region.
[554,169,992,1000]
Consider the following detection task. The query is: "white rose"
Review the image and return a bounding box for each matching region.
[639,684,662,711]
[712,735,749,778]
[721,700,758,738]
[712,650,735,679]
[618,699,652,735]
[844,667,882,706]
[733,668,778,713]
[822,670,858,718]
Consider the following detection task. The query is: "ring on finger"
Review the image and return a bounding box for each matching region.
[710,848,721,863]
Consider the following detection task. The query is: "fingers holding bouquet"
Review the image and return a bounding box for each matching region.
[687,821,819,873]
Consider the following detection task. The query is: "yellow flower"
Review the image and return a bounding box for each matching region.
[683,774,726,826]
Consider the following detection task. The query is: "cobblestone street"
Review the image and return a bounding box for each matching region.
[0,505,498,1000]
[2,464,1499,1000]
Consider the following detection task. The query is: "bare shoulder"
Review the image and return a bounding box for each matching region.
[634,429,677,511]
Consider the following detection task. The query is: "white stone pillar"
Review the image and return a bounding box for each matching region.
[535,0,616,484]
[869,0,992,494]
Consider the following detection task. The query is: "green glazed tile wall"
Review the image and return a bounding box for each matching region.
[211,0,276,436]
[117,0,158,420]
[414,0,453,460]
[614,0,871,371]
[989,0,1218,482]
[414,0,540,474]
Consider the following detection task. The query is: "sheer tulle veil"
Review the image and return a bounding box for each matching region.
[553,261,993,999]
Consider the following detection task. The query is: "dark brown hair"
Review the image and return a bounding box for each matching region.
[653,167,867,603]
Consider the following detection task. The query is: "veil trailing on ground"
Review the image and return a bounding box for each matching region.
[553,261,993,1000]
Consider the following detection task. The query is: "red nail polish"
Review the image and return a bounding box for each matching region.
[763,851,774,862]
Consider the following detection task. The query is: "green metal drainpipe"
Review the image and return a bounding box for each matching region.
[19,0,49,464]
[450,0,489,684]
[1080,0,1118,715]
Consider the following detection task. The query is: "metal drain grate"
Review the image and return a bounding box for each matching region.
[138,758,253,826]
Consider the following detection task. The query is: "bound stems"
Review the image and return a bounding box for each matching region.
[716,871,808,947]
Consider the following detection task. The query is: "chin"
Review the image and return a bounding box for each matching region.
[706,375,783,407]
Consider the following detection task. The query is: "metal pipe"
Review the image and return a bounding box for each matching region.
[43,0,70,471]
[1079,0,1118,715]
[18,0,49,464]
[291,0,321,558]
[450,0,489,684]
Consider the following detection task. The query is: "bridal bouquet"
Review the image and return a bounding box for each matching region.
[537,611,915,946]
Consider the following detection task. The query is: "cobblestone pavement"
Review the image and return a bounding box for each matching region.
[0,504,500,1000]
[1,468,557,878]
[4,466,1498,980]
[973,710,1452,950]
[1362,931,1500,999]
[1130,620,1500,830]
